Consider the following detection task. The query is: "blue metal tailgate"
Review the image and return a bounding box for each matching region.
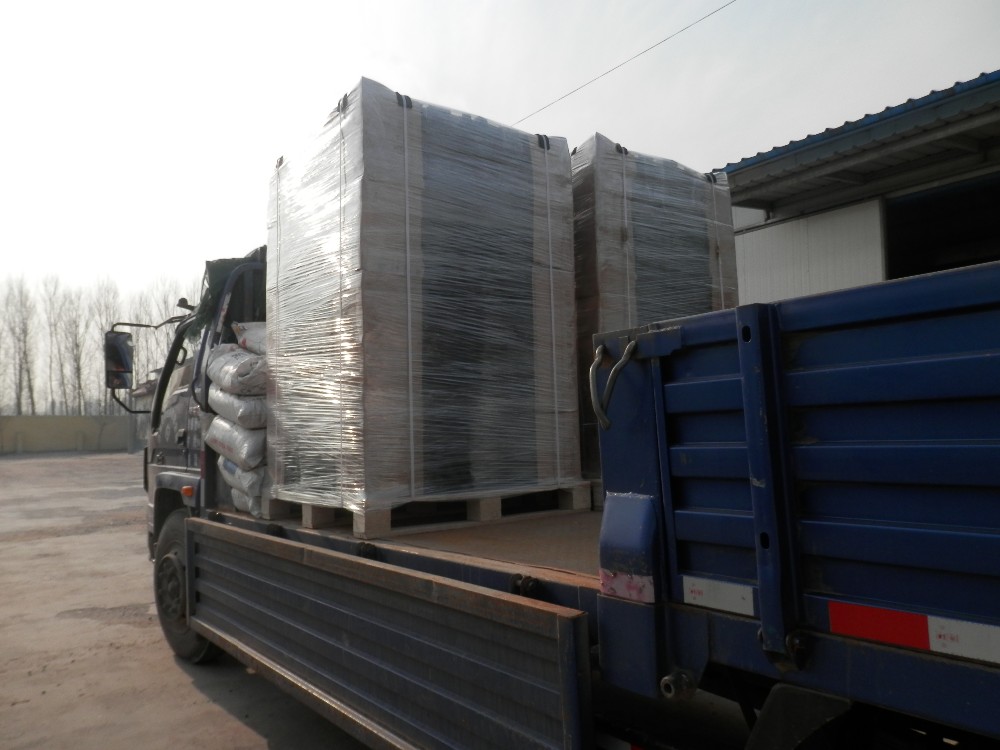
[776,264,1000,657]
[185,518,591,750]
[595,261,1000,737]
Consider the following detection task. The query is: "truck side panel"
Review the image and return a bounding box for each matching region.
[185,519,592,750]
[596,261,1000,738]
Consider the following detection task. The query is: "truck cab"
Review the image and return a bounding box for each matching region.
[106,249,266,558]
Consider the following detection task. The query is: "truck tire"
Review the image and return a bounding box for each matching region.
[153,509,220,663]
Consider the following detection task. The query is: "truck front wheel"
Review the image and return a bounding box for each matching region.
[154,510,220,663]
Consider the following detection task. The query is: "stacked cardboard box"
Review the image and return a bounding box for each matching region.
[572,133,737,479]
[267,78,580,513]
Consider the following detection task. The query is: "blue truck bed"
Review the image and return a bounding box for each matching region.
[594,260,1000,740]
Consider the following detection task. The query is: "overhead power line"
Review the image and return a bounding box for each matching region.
[513,0,739,126]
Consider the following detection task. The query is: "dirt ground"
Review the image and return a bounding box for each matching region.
[0,452,368,750]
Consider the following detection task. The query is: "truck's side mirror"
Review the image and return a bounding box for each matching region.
[104,331,135,389]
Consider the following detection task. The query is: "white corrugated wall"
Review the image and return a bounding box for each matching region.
[735,200,885,304]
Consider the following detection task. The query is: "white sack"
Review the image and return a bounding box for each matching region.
[206,344,267,396]
[208,384,267,429]
[232,321,267,355]
[230,488,262,517]
[218,455,266,497]
[205,415,266,470]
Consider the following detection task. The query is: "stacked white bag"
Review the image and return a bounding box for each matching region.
[203,322,269,516]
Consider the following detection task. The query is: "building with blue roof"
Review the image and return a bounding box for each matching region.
[721,70,1000,303]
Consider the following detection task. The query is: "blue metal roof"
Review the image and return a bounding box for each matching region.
[721,69,1000,213]
[723,69,1000,174]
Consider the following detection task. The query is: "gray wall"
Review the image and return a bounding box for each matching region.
[0,416,130,454]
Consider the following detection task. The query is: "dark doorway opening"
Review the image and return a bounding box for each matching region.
[885,171,1000,279]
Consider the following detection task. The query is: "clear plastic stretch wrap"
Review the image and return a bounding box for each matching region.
[572,133,737,477]
[267,77,580,512]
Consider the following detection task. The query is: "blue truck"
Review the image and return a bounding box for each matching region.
[106,255,1000,749]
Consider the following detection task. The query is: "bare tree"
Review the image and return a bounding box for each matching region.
[60,287,89,416]
[3,278,38,415]
[0,283,7,414]
[89,279,122,415]
[40,276,66,414]
[126,291,156,386]
[0,271,203,418]
[151,278,182,377]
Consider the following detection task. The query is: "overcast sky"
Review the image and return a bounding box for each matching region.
[2,0,998,294]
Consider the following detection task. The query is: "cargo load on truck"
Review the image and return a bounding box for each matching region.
[571,132,737,481]
[265,78,583,528]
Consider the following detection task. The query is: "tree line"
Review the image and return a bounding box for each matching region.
[1,276,199,416]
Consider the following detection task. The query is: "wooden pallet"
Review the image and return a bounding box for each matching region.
[262,482,591,539]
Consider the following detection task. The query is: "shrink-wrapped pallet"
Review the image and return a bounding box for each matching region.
[267,77,579,512]
[573,133,737,478]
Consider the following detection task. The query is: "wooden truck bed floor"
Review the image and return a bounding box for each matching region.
[395,509,602,576]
